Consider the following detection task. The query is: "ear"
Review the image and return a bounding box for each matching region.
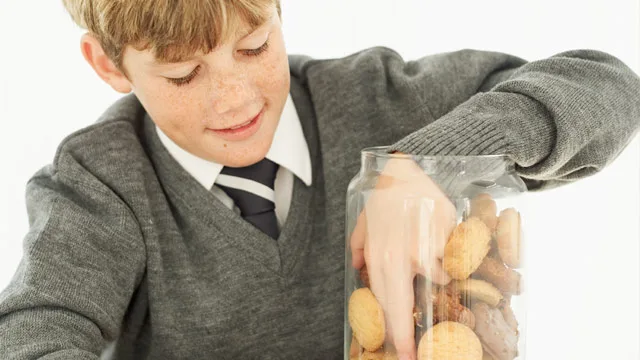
[80,33,132,94]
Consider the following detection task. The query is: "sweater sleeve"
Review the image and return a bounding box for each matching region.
[384,48,640,190]
[0,165,146,359]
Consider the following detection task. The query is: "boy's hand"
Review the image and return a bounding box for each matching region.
[350,156,456,360]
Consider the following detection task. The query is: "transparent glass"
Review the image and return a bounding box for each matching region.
[345,147,528,360]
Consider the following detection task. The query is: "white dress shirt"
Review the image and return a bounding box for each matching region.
[156,94,313,229]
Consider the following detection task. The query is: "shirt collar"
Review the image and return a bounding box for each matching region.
[156,94,312,189]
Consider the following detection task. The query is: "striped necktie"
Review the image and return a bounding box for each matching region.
[215,158,280,239]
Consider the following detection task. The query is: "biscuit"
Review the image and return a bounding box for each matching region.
[471,302,518,360]
[473,255,522,295]
[450,279,503,308]
[483,352,495,360]
[348,288,386,352]
[417,321,483,360]
[443,217,492,280]
[496,208,521,268]
[470,193,498,231]
[498,297,519,332]
[431,286,475,329]
[352,349,398,360]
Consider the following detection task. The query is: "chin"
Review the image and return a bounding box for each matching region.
[225,136,274,167]
[230,152,268,167]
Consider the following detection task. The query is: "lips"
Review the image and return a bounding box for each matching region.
[208,107,265,141]
[227,119,254,130]
[214,109,262,131]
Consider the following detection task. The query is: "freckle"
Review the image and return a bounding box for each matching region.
[223,143,227,148]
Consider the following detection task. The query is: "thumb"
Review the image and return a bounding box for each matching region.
[350,211,367,269]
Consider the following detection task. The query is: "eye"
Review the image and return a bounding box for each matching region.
[241,39,270,57]
[166,65,201,87]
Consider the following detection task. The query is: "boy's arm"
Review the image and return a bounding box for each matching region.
[0,166,145,359]
[299,47,640,190]
[391,48,640,190]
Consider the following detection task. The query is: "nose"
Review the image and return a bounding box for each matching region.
[210,74,258,115]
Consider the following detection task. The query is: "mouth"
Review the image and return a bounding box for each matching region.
[208,107,265,141]
[214,109,263,132]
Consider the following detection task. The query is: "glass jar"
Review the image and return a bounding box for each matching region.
[345,147,528,360]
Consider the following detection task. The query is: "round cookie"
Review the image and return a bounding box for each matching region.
[418,321,483,360]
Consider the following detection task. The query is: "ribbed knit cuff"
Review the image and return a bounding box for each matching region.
[390,106,509,157]
[388,92,555,197]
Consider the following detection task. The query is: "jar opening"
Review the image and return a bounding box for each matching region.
[359,147,518,195]
[361,146,513,162]
[353,146,526,202]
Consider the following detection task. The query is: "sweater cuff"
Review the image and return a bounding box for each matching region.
[390,106,509,157]
[388,93,556,196]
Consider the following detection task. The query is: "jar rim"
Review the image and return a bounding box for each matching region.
[361,146,513,162]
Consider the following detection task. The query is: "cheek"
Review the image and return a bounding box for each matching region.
[255,45,290,96]
[139,82,207,132]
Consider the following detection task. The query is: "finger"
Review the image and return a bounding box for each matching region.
[350,210,367,269]
[368,252,385,303]
[432,220,448,259]
[433,199,457,259]
[382,248,416,360]
[415,258,451,286]
[430,258,452,285]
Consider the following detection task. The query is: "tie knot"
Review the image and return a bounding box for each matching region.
[219,158,278,190]
[215,157,279,214]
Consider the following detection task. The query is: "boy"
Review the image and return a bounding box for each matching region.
[1,0,639,359]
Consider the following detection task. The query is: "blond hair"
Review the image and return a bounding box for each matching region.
[62,0,281,70]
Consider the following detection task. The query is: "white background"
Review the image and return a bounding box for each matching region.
[1,1,638,359]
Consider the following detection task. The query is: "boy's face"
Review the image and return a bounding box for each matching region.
[119,8,289,167]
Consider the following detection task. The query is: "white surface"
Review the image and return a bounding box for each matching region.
[1,1,638,359]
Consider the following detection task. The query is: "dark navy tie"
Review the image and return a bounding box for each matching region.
[216,158,280,239]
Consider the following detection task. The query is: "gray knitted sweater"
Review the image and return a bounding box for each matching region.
[1,48,639,359]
